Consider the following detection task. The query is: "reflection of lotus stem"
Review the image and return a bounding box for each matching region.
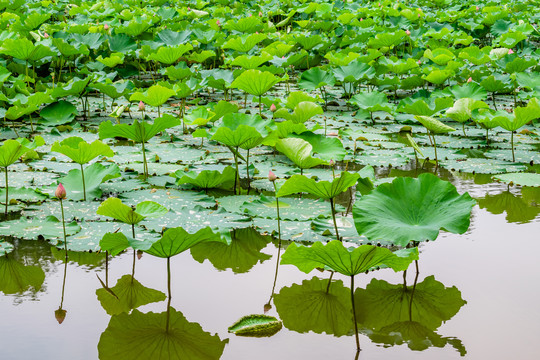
[141,141,148,180]
[60,198,67,254]
[350,275,360,351]
[329,198,341,242]
[80,164,86,201]
[272,181,282,243]
[233,147,240,195]
[131,224,136,280]
[166,256,172,333]
[4,167,8,215]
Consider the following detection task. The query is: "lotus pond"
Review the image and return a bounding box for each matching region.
[1,0,540,359]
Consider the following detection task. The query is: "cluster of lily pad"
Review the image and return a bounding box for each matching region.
[0,0,539,356]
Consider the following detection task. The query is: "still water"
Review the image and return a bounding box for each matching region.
[0,174,538,360]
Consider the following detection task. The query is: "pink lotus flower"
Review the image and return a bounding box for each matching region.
[406,29,411,35]
[259,11,262,17]
[268,170,277,182]
[417,59,421,65]
[476,6,479,11]
[467,77,472,83]
[43,32,49,38]
[216,20,221,27]
[138,101,145,111]
[187,7,190,10]
[104,24,109,30]
[55,183,66,199]
[270,104,277,112]
[508,49,514,54]
[360,18,363,21]
[329,159,335,167]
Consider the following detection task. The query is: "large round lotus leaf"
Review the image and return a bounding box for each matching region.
[0,217,81,242]
[100,178,149,194]
[0,241,14,256]
[121,189,216,210]
[484,149,540,164]
[0,255,45,294]
[252,217,328,243]
[22,200,100,221]
[353,173,476,246]
[242,195,340,221]
[0,171,57,187]
[273,276,352,336]
[0,187,48,203]
[98,308,228,360]
[440,158,527,174]
[493,173,540,187]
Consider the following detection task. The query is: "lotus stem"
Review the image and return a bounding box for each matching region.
[141,140,148,180]
[462,123,466,137]
[492,93,497,110]
[272,181,281,244]
[233,146,240,195]
[166,256,172,333]
[259,95,262,116]
[60,198,67,252]
[511,131,515,162]
[326,271,334,294]
[351,275,360,351]
[329,197,341,242]
[80,164,86,201]
[4,167,8,216]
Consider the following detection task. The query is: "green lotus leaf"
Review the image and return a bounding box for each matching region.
[350,91,394,114]
[99,114,180,143]
[51,77,91,98]
[281,241,418,276]
[0,136,45,167]
[424,48,455,66]
[298,67,336,91]
[190,227,271,274]
[492,173,540,187]
[97,197,168,225]
[275,101,324,124]
[96,274,166,316]
[263,121,308,147]
[497,98,540,131]
[276,172,359,199]
[333,60,376,83]
[0,255,45,294]
[231,69,279,97]
[0,38,54,61]
[0,241,14,256]
[480,74,512,93]
[423,69,454,85]
[145,227,224,258]
[458,46,491,65]
[58,163,121,201]
[353,173,476,246]
[0,216,80,242]
[39,101,78,126]
[173,166,236,190]
[414,115,456,134]
[129,84,176,107]
[51,137,113,165]
[273,276,352,336]
[107,34,137,53]
[231,53,273,69]
[146,44,193,65]
[100,232,131,256]
[446,98,489,123]
[96,52,125,68]
[275,138,326,170]
[157,29,192,46]
[98,308,228,360]
[496,31,527,48]
[228,314,282,337]
[399,97,453,116]
[223,33,267,52]
[211,113,271,150]
[443,83,487,100]
[291,131,346,161]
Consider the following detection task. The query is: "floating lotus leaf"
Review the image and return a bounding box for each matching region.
[274,276,352,336]
[173,166,236,190]
[228,314,282,337]
[353,173,476,246]
[99,115,181,143]
[281,241,418,276]
[0,216,80,242]
[492,173,540,187]
[96,274,166,315]
[39,101,78,126]
[0,241,14,256]
[120,189,215,211]
[58,163,121,201]
[98,308,228,360]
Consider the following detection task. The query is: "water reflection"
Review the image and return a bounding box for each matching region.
[478,187,540,223]
[190,227,272,273]
[355,274,466,355]
[0,253,45,296]
[54,251,68,324]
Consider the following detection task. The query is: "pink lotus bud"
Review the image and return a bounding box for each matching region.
[138,101,145,111]
[104,24,109,30]
[418,13,421,17]
[187,7,190,10]
[329,159,335,167]
[270,104,276,112]
[259,11,262,17]
[216,20,221,27]
[268,170,277,182]
[406,29,411,35]
[467,77,472,83]
[508,49,514,54]
[248,13,252,17]
[55,183,66,199]
[360,18,363,21]
[476,6,479,11]
[43,32,49,38]
[282,56,285,59]
[417,59,421,65]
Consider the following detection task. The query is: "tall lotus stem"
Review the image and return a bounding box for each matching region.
[330,198,341,242]
[56,184,68,254]
[511,131,515,162]
[80,164,86,201]
[4,167,8,216]
[351,275,360,352]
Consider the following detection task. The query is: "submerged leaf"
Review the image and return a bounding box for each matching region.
[228,314,282,337]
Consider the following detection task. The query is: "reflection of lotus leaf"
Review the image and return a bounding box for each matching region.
[355,276,466,354]
[274,276,352,336]
[0,255,45,294]
[477,191,540,223]
[98,307,228,360]
[96,275,166,315]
